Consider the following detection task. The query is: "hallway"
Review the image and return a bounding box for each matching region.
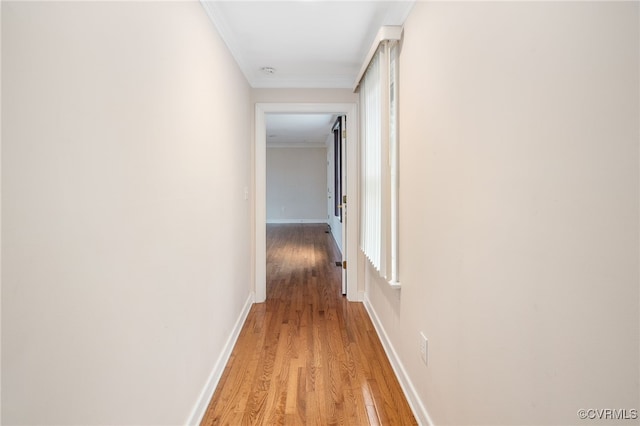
[201,224,416,425]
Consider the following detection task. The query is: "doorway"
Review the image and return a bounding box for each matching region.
[254,103,358,303]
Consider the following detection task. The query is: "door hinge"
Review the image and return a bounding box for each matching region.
[342,195,347,204]
[342,130,347,139]
[343,260,347,270]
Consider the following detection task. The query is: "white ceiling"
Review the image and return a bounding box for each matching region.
[201,1,415,89]
[265,113,336,147]
[201,1,414,146]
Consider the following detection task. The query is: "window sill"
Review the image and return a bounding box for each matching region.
[387,279,401,289]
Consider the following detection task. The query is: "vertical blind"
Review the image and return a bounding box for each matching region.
[358,33,400,286]
[360,47,382,271]
[389,42,399,284]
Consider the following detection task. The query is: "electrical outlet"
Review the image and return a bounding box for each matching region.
[419,332,428,366]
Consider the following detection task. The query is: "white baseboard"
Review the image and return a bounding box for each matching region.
[363,295,435,426]
[266,219,328,224]
[185,293,254,425]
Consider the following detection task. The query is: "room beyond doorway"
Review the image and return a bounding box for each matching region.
[265,112,346,294]
[254,103,359,303]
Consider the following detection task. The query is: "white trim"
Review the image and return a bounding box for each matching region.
[266,219,328,224]
[185,293,254,426]
[353,26,403,92]
[363,295,435,426]
[255,103,359,303]
[388,279,402,289]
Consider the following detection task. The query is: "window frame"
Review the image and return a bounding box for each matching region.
[356,28,401,288]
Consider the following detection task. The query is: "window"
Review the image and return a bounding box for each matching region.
[389,42,399,284]
[356,27,401,287]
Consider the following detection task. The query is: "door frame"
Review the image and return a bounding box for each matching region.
[254,102,359,302]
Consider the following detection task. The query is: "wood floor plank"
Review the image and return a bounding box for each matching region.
[201,224,416,425]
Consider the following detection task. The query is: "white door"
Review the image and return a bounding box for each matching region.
[331,115,348,295]
[340,116,347,295]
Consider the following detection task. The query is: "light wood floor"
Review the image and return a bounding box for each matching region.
[201,224,417,425]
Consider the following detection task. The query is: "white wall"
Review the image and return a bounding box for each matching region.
[266,147,327,223]
[1,2,251,425]
[365,2,639,425]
